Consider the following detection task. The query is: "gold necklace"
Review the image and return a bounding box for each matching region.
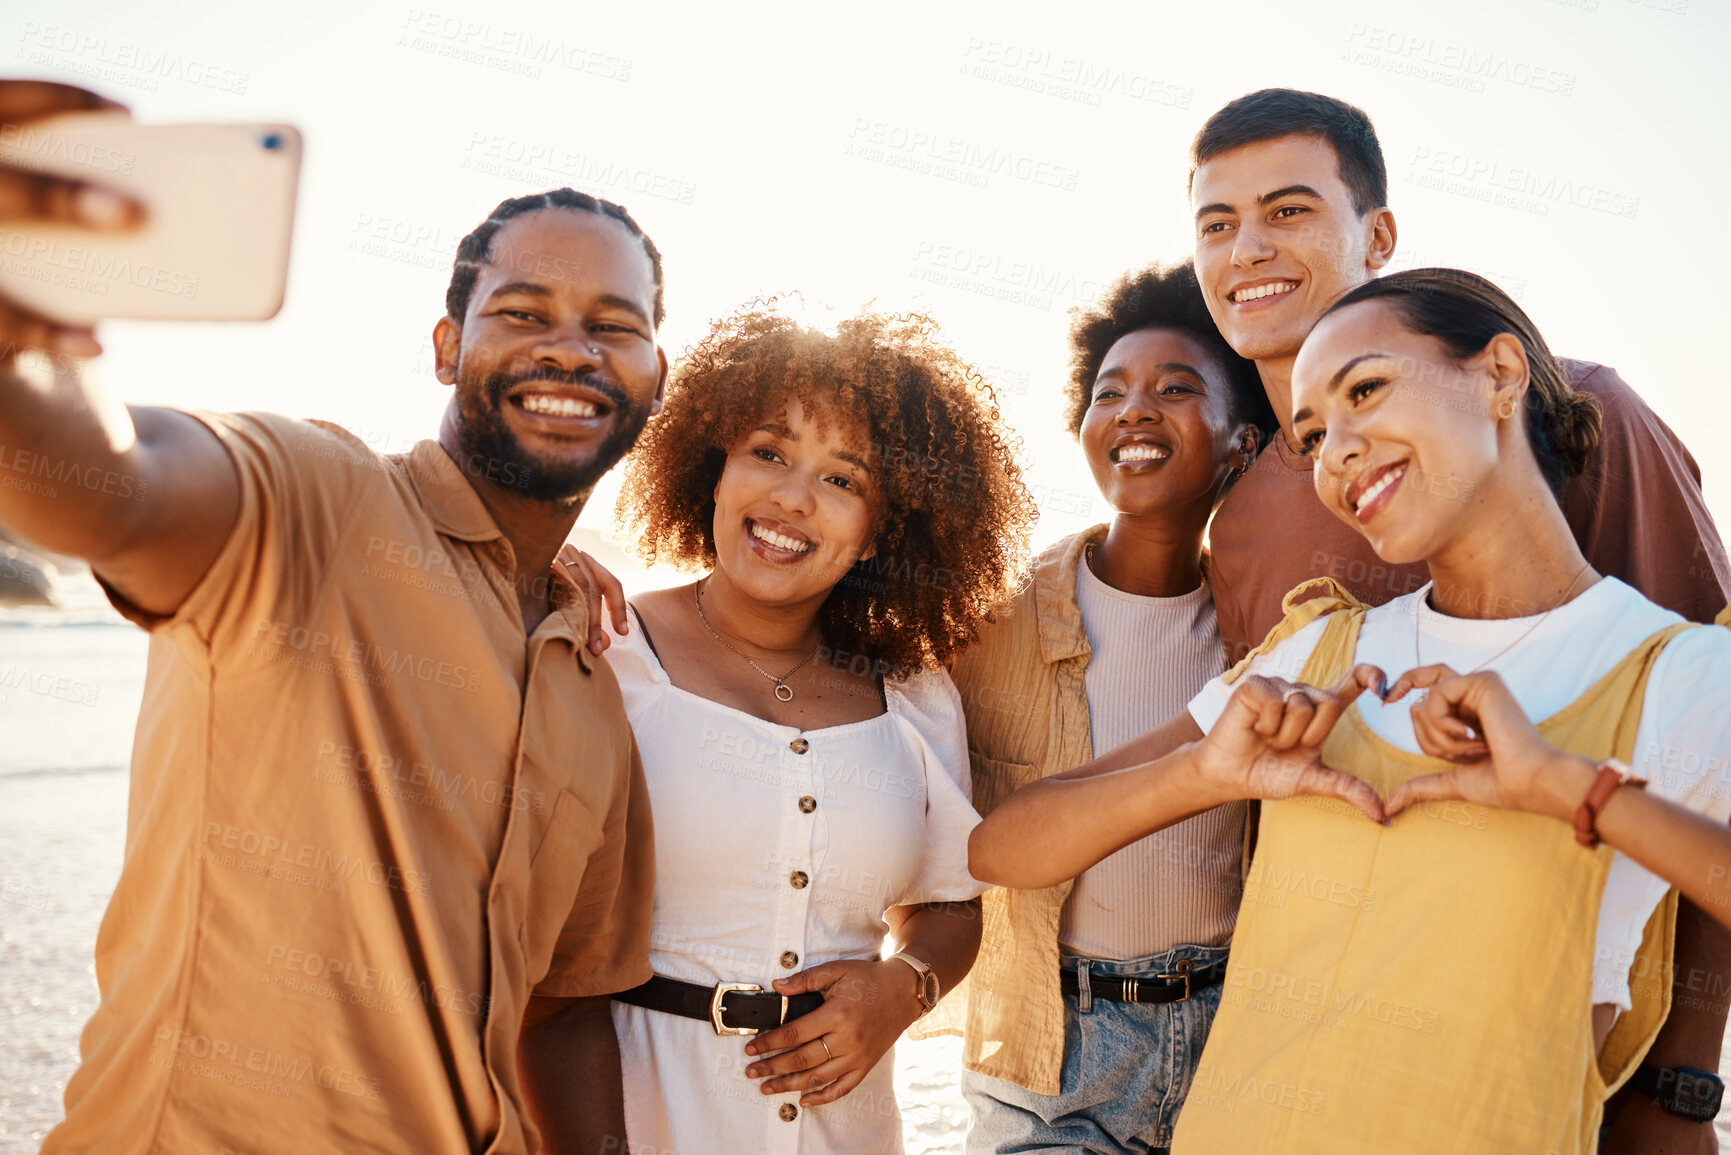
[693,580,821,703]
[1414,559,1593,676]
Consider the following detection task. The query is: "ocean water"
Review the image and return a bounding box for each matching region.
[4,575,1730,1152]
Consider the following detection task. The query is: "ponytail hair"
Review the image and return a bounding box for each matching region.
[1321,269,1600,494]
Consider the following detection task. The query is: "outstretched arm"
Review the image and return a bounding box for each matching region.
[1387,664,1731,932]
[0,80,239,618]
[969,666,1388,890]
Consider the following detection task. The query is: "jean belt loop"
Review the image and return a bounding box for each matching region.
[1075,957,1093,1014]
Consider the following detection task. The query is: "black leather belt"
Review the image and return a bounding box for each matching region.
[1059,957,1228,1004]
[613,974,824,1036]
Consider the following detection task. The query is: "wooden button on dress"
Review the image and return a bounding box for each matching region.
[779,1103,798,1122]
[789,738,810,754]
[790,871,808,889]
[798,796,817,813]
[780,950,799,968]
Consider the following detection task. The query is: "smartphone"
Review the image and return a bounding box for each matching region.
[0,112,301,325]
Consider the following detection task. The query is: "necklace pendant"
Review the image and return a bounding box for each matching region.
[774,683,795,703]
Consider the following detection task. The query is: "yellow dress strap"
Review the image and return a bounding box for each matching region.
[1223,577,1371,685]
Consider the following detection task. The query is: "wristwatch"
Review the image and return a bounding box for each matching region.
[1628,1065,1724,1123]
[889,950,940,1015]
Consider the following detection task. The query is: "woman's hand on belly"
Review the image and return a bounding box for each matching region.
[739,957,926,1106]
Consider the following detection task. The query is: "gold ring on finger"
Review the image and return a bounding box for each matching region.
[819,1037,833,1062]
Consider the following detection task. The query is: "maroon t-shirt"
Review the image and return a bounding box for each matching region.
[1207,359,1731,665]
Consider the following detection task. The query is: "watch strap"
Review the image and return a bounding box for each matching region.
[1573,758,1647,848]
[1629,1064,1723,1123]
[889,950,939,1012]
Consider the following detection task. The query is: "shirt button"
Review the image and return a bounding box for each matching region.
[780,951,800,968]
[798,795,817,814]
[789,738,810,755]
[779,1103,798,1122]
[790,871,809,890]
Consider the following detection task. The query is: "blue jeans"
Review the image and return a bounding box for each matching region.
[962,944,1227,1155]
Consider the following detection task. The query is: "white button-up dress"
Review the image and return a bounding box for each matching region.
[605,608,984,1154]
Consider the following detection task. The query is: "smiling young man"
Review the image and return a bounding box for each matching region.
[0,83,666,1155]
[1188,89,1731,1152]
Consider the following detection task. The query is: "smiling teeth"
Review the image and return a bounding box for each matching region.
[1355,465,1406,512]
[1115,444,1170,463]
[751,523,811,553]
[1231,281,1298,303]
[520,394,598,418]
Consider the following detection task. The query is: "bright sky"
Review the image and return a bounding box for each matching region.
[12,0,1726,588]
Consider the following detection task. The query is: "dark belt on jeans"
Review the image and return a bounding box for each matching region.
[1059,957,1228,1004]
[613,974,824,1037]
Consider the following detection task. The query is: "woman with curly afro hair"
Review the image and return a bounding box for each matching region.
[600,303,1036,1154]
[931,260,1272,1155]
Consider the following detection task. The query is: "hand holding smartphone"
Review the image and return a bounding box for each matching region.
[0,109,302,325]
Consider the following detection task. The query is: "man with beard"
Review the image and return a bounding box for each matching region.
[0,81,665,1155]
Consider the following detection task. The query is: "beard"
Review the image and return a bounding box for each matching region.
[451,359,651,503]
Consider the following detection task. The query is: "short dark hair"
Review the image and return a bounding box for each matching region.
[1189,89,1388,217]
[444,188,665,327]
[1322,268,1600,495]
[1066,260,1274,437]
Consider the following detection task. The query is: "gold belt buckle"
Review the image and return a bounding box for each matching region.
[1155,958,1195,1002]
[710,982,770,1036]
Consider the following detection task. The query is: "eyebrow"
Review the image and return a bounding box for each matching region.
[1096,362,1207,386]
[1193,184,1326,221]
[485,284,652,327]
[1290,353,1394,426]
[486,281,553,300]
[755,423,876,475]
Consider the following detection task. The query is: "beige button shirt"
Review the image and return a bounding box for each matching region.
[914,527,1248,1095]
[44,413,653,1155]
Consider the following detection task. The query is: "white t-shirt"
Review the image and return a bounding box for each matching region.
[605,606,984,1155]
[1189,577,1731,1009]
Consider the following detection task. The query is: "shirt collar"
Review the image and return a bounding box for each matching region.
[404,440,594,672]
[1032,524,1108,665]
[403,440,507,542]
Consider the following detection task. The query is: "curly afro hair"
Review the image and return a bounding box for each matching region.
[1065,260,1274,437]
[616,304,1037,678]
